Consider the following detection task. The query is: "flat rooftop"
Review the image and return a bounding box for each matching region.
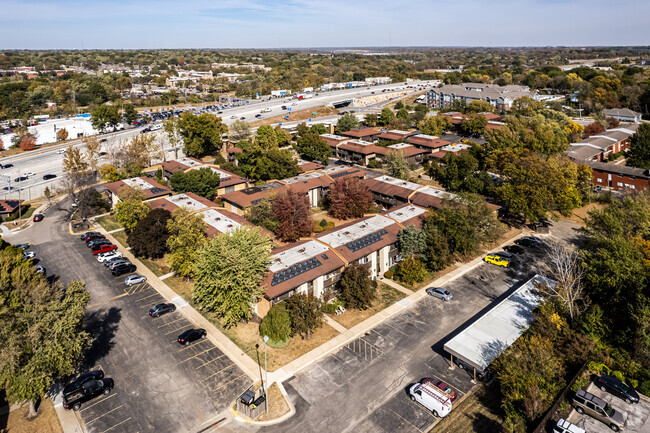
[166,193,211,212]
[372,175,422,191]
[384,204,427,223]
[176,157,203,167]
[269,240,331,273]
[318,215,394,248]
[198,208,243,235]
[444,274,554,371]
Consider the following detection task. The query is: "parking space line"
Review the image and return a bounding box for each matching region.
[85,404,124,425]
[211,373,247,393]
[129,283,149,294]
[195,353,227,369]
[79,393,116,412]
[88,293,129,309]
[165,324,193,335]
[179,339,209,352]
[157,317,184,328]
[180,347,218,363]
[100,417,132,433]
[135,293,160,303]
[202,363,236,381]
[389,408,426,432]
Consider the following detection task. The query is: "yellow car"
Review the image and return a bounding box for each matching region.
[484,254,510,268]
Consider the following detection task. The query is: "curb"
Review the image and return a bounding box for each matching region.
[231,382,296,426]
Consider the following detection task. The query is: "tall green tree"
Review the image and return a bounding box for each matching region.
[461,113,488,136]
[285,293,323,340]
[245,198,279,232]
[627,123,650,169]
[228,120,252,141]
[335,113,359,134]
[338,263,377,310]
[178,112,227,157]
[398,226,427,259]
[0,246,90,418]
[255,124,279,150]
[122,104,138,124]
[259,304,292,342]
[193,227,271,328]
[91,105,120,131]
[166,207,208,278]
[114,187,150,232]
[378,108,395,126]
[295,132,331,165]
[384,149,411,180]
[417,115,451,136]
[169,167,221,200]
[428,150,491,194]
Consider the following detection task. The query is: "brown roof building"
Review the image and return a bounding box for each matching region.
[377,129,418,142]
[0,199,24,219]
[297,159,325,173]
[365,175,457,209]
[406,134,452,153]
[104,177,172,207]
[566,124,640,163]
[340,127,381,141]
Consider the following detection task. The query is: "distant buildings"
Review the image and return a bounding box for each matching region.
[586,161,649,191]
[566,124,639,162]
[427,83,541,111]
[104,177,172,207]
[603,108,642,123]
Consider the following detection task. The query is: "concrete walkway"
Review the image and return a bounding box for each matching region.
[107,227,124,234]
[159,271,174,280]
[323,315,348,333]
[94,224,262,382]
[379,277,414,295]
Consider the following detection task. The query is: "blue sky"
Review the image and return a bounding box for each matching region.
[1,0,648,49]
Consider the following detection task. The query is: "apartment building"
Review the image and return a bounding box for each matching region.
[566,124,640,162]
[104,176,172,207]
[427,83,539,111]
[161,157,249,195]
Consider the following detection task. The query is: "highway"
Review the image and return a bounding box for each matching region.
[0,80,431,201]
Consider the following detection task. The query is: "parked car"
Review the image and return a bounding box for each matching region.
[149,303,176,318]
[408,381,452,418]
[553,418,586,433]
[124,274,146,286]
[426,287,452,301]
[572,388,626,432]
[23,251,35,259]
[503,245,525,255]
[62,378,114,411]
[107,258,131,269]
[594,374,640,404]
[56,148,67,154]
[87,238,110,249]
[81,232,102,241]
[484,254,509,268]
[16,243,29,249]
[43,174,57,180]
[111,263,136,276]
[32,214,44,222]
[35,264,46,275]
[177,328,207,345]
[453,358,491,381]
[97,251,122,263]
[92,244,117,255]
[421,378,457,402]
[493,251,514,261]
[515,236,543,248]
[85,234,106,243]
[62,370,105,398]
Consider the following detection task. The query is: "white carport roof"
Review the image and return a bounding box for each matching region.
[443,274,555,372]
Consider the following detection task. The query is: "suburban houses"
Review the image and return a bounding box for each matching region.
[104,176,172,207]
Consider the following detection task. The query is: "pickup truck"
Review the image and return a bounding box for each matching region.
[63,378,114,411]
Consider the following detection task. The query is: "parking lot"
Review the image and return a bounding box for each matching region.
[263,242,549,433]
[567,383,650,433]
[5,206,251,433]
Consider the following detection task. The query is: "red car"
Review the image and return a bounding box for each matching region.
[33,214,44,222]
[421,378,458,402]
[92,244,117,255]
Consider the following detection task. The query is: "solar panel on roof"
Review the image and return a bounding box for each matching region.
[251,198,264,205]
[149,187,167,194]
[330,169,361,179]
[271,257,322,286]
[345,229,388,252]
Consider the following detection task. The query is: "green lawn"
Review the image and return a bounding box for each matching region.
[111,230,128,248]
[95,215,121,232]
[138,257,171,277]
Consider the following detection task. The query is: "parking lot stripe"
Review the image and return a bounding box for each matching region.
[165,323,193,335]
[79,393,116,412]
[389,408,426,432]
[179,339,209,352]
[157,317,184,328]
[180,347,218,363]
[135,293,160,303]
[99,417,132,433]
[211,373,248,393]
[88,293,129,309]
[202,363,236,381]
[195,353,227,369]
[85,404,124,425]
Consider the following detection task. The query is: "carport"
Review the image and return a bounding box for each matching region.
[443,274,555,382]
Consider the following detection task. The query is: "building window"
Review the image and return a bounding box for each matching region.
[617,182,623,187]
[630,185,636,189]
[596,178,602,183]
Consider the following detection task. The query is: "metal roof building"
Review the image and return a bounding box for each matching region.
[443,274,555,376]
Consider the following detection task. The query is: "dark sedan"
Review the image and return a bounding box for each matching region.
[63,370,105,398]
[594,374,639,404]
[503,245,525,255]
[80,232,102,241]
[43,174,57,180]
[178,328,207,345]
[149,303,176,317]
[515,236,543,248]
[14,176,28,182]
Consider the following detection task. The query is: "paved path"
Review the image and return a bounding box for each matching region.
[323,315,347,333]
[379,277,414,295]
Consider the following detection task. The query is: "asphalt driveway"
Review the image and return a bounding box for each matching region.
[5,205,251,433]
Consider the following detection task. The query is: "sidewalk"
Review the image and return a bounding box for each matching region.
[93,224,261,382]
[52,393,84,433]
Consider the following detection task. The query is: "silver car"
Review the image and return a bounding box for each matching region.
[124,274,146,286]
[426,287,453,301]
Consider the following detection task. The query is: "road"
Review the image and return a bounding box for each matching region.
[3,203,251,433]
[0,80,430,201]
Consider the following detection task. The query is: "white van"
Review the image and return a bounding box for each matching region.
[408,381,453,418]
[553,419,585,433]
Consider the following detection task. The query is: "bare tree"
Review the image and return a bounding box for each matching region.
[163,117,182,159]
[541,240,588,321]
[83,136,102,171]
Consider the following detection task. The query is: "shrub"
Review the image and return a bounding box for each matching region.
[397,256,428,285]
[383,270,394,279]
[259,304,292,342]
[368,159,382,169]
[571,375,589,392]
[322,299,345,314]
[320,218,328,228]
